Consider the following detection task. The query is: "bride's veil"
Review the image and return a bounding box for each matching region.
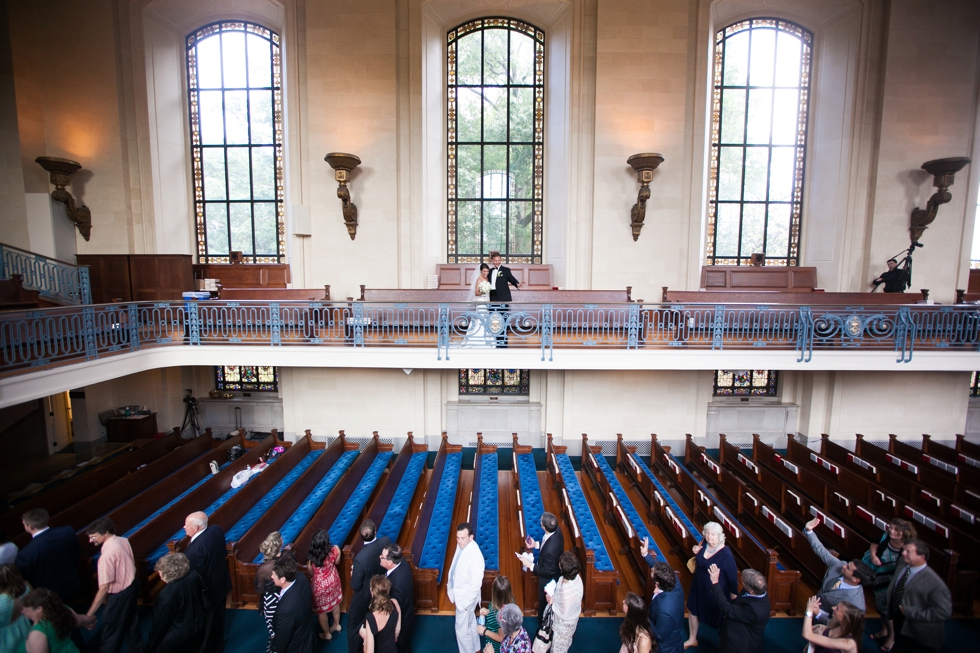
[469,266,484,298]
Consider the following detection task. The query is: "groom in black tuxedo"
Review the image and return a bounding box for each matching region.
[488,251,523,348]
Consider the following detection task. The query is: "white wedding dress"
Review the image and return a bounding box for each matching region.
[461,281,493,348]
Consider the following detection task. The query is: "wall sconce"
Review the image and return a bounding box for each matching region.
[324,152,361,240]
[35,156,92,241]
[909,156,971,244]
[627,153,664,241]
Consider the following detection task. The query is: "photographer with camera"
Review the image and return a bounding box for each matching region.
[871,258,909,293]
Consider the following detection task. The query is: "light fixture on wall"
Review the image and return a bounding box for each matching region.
[627,153,664,241]
[324,152,361,240]
[909,156,971,245]
[35,156,92,241]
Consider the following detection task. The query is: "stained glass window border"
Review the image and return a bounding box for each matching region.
[971,372,980,397]
[705,17,813,267]
[187,21,286,264]
[215,366,280,392]
[447,17,545,264]
[459,369,531,395]
[713,370,779,397]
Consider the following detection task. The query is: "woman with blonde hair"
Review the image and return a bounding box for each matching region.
[684,521,737,649]
[254,531,283,653]
[477,575,516,653]
[802,597,863,653]
[359,575,401,653]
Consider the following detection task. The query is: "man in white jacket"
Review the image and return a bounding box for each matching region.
[447,522,485,653]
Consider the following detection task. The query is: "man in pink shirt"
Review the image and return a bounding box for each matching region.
[86,517,143,653]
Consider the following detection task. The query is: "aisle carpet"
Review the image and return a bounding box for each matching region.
[89,608,979,653]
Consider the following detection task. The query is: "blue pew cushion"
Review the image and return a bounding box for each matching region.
[329,451,394,545]
[554,454,614,571]
[417,452,462,582]
[475,453,499,571]
[517,453,545,543]
[224,450,324,544]
[267,449,361,560]
[631,454,701,541]
[590,453,663,559]
[377,452,428,542]
[123,461,230,539]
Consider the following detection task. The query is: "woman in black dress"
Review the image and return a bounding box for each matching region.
[358,575,401,653]
[146,553,205,653]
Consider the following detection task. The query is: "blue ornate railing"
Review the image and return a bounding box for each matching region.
[1,300,978,373]
[0,243,91,305]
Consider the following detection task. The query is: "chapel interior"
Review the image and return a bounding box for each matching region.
[1,0,980,624]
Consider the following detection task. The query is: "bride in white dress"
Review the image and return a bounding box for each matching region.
[461,263,493,348]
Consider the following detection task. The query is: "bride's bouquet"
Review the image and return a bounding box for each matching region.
[478,280,492,296]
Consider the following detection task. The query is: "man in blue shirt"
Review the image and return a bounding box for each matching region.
[641,538,685,653]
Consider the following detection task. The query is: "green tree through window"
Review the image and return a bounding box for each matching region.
[706,19,812,266]
[447,18,544,263]
[187,22,285,263]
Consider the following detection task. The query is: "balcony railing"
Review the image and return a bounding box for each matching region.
[1,300,978,374]
[0,242,91,305]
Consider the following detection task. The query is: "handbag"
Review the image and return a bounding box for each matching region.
[686,557,697,573]
[532,604,554,653]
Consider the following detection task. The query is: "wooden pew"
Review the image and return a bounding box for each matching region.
[817,437,980,555]
[64,431,217,553]
[650,434,799,614]
[616,435,701,556]
[580,435,657,602]
[435,263,554,290]
[889,434,980,491]
[81,435,241,556]
[0,429,184,538]
[512,434,546,615]
[956,434,980,460]
[688,435,837,590]
[408,434,463,612]
[770,435,977,615]
[287,433,395,606]
[546,434,619,615]
[218,286,331,301]
[661,290,925,305]
[127,434,280,602]
[229,433,360,606]
[193,262,290,288]
[472,434,500,600]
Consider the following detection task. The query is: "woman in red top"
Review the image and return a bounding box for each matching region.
[307,529,343,640]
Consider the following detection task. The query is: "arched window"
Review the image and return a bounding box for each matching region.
[447,18,544,263]
[706,19,812,267]
[187,22,284,263]
[972,179,980,268]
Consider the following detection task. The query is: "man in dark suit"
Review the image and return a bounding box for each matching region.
[708,564,770,653]
[640,540,685,653]
[348,519,391,653]
[270,553,315,653]
[15,508,81,603]
[519,511,563,621]
[380,543,414,653]
[183,511,232,653]
[884,538,952,653]
[487,251,523,348]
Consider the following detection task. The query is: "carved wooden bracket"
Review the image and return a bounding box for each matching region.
[627,153,664,242]
[325,152,361,240]
[35,156,92,241]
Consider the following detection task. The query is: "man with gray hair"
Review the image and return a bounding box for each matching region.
[519,511,564,621]
[708,565,770,653]
[184,511,231,653]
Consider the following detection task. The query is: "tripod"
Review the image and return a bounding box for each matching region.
[181,395,202,439]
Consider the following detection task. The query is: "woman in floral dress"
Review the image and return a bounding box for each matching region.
[307,529,343,640]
